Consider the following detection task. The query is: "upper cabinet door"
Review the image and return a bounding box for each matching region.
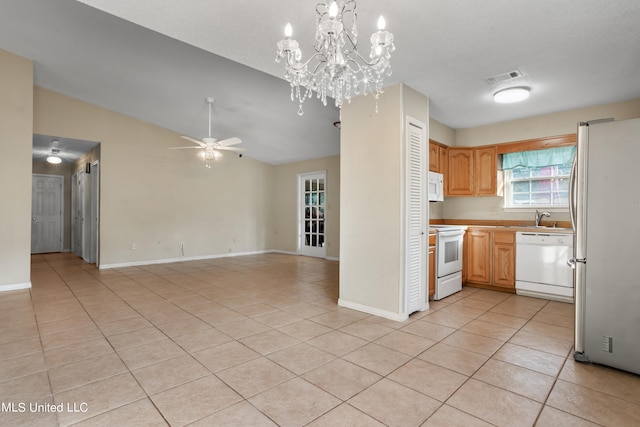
[428,142,439,172]
[447,147,474,196]
[474,146,497,196]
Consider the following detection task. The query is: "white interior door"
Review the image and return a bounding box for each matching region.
[31,174,63,254]
[299,171,327,258]
[405,117,428,314]
[89,161,100,264]
[71,173,77,254]
[77,169,85,259]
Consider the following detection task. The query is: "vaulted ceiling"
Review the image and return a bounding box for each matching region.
[3,0,640,164]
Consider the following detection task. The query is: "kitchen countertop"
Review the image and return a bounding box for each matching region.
[429,222,574,234]
[461,225,573,233]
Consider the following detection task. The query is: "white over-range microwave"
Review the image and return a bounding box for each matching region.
[428,171,444,202]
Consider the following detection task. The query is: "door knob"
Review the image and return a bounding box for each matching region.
[32,217,36,221]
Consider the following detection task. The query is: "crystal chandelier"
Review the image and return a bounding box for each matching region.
[276,0,394,115]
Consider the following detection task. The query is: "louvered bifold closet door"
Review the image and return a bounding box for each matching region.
[406,118,427,314]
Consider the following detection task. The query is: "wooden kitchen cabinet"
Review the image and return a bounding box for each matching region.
[447,147,474,196]
[446,146,497,197]
[492,230,516,288]
[439,145,448,188]
[465,228,491,284]
[429,142,439,172]
[428,140,449,175]
[474,146,497,196]
[464,227,516,290]
[428,233,436,298]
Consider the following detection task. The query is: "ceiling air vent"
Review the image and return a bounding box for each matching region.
[485,69,524,85]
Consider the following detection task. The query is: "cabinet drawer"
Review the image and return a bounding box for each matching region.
[493,230,515,244]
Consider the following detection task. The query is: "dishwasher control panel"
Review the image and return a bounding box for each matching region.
[516,232,573,247]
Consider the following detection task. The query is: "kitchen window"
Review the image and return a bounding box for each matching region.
[502,146,575,208]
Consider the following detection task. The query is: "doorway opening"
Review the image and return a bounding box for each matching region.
[32,135,101,266]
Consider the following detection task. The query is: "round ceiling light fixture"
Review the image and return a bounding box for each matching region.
[493,87,530,103]
[47,147,62,164]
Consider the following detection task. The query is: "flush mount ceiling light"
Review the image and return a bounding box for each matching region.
[276,0,395,115]
[493,87,530,104]
[47,147,62,164]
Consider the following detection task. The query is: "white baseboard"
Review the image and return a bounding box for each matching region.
[0,282,32,292]
[271,250,298,256]
[100,249,338,270]
[338,298,409,322]
[99,249,300,270]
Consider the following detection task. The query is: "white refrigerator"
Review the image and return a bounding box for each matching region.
[570,117,640,375]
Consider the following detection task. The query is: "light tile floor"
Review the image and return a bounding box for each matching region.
[1,253,639,426]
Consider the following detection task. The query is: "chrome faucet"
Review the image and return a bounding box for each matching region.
[535,210,551,227]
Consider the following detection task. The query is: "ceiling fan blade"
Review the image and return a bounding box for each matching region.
[168,146,203,149]
[216,137,242,147]
[219,146,246,152]
[180,135,207,147]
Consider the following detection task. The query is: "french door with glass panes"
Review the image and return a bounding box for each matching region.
[299,171,326,258]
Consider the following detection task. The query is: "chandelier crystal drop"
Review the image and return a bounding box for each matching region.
[276,0,395,115]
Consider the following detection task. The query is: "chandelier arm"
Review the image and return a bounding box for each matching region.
[285,50,326,72]
[350,50,386,68]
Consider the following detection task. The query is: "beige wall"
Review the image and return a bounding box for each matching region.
[33,87,275,267]
[0,49,33,289]
[340,83,428,319]
[429,118,455,146]
[272,156,340,259]
[456,98,640,147]
[443,98,640,222]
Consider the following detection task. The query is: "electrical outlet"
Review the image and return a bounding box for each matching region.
[131,243,136,250]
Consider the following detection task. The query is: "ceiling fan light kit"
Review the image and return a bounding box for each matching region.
[276,0,395,115]
[169,97,244,168]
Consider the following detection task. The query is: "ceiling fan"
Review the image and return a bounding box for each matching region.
[170,97,244,167]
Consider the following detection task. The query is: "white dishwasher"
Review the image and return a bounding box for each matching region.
[515,232,574,303]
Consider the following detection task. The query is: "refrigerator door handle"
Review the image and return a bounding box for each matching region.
[569,157,577,233]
